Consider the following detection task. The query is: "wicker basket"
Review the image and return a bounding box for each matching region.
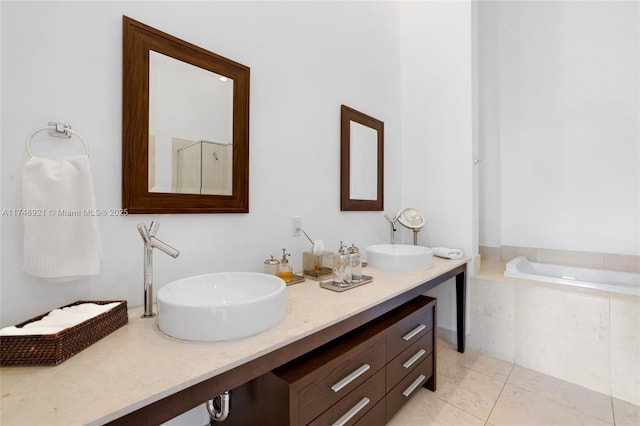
[0,300,128,366]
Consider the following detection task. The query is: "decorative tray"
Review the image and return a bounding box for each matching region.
[319,275,374,292]
[286,274,306,286]
[0,300,128,366]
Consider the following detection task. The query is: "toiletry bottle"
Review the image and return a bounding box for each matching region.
[348,243,362,282]
[333,241,352,287]
[278,249,293,283]
[264,255,280,276]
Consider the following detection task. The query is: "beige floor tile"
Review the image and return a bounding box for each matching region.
[400,336,630,426]
[436,336,455,351]
[434,356,505,420]
[488,384,613,426]
[613,397,640,426]
[507,365,613,424]
[438,344,514,382]
[386,387,485,426]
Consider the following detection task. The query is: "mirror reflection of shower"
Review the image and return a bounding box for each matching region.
[175,140,232,195]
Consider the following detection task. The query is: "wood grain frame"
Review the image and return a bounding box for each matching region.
[340,105,384,211]
[122,16,250,213]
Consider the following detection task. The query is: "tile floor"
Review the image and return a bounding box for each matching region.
[387,338,640,426]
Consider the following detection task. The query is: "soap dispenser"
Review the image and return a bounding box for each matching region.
[278,248,293,283]
[348,243,362,282]
[333,241,352,287]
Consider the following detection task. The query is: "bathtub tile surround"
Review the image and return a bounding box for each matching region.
[516,286,612,393]
[613,398,640,426]
[480,245,640,273]
[387,338,640,426]
[605,253,640,275]
[610,297,640,404]
[499,245,538,265]
[473,260,640,407]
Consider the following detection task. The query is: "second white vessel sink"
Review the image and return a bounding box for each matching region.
[366,244,434,272]
[157,272,286,342]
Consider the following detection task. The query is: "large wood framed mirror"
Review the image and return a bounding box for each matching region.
[122,16,250,213]
[340,105,384,211]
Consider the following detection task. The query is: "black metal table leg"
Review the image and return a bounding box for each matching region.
[456,269,466,353]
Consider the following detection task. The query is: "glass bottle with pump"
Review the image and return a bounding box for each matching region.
[348,243,362,282]
[278,248,293,283]
[333,241,352,287]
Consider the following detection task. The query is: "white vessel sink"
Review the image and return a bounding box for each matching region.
[366,244,434,272]
[157,272,286,342]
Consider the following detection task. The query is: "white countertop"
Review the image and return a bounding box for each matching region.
[0,257,466,426]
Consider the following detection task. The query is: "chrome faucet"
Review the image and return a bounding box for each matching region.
[136,221,180,318]
[383,213,399,244]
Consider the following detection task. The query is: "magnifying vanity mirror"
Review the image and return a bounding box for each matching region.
[397,208,425,245]
[340,105,384,211]
[122,16,250,213]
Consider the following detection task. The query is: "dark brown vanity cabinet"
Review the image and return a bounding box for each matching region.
[228,296,436,426]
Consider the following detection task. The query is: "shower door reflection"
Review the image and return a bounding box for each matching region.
[174,140,232,195]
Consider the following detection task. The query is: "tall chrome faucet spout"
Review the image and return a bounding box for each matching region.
[149,236,180,258]
[383,213,399,244]
[137,222,180,318]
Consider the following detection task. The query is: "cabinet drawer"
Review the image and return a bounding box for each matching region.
[273,333,386,425]
[386,329,433,392]
[308,368,385,426]
[385,354,434,422]
[386,296,435,361]
[354,398,386,426]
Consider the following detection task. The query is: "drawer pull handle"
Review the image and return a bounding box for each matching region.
[402,374,426,397]
[403,349,427,369]
[331,397,370,426]
[402,324,426,341]
[331,364,371,393]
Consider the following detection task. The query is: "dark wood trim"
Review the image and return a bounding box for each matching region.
[340,105,384,211]
[107,264,465,425]
[122,16,250,214]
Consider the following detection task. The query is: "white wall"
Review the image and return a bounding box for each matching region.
[479,1,640,256]
[399,0,476,331]
[1,1,478,338]
[1,1,408,326]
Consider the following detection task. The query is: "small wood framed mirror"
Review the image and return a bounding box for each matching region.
[340,105,384,211]
[122,16,250,213]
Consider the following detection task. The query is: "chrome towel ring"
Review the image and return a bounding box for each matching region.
[26,122,90,158]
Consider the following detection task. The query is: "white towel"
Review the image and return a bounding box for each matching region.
[0,326,64,336]
[0,302,121,336]
[433,247,464,260]
[22,155,102,280]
